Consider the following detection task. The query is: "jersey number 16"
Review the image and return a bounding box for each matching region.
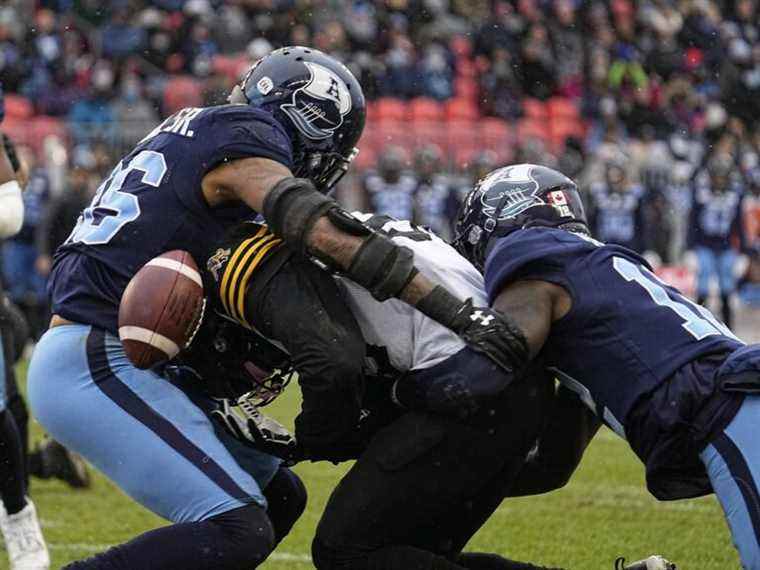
[68,150,167,246]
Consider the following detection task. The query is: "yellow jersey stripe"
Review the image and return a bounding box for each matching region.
[226,234,277,322]
[234,238,283,326]
[218,226,267,316]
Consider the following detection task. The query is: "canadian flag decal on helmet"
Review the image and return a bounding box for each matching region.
[281,62,352,140]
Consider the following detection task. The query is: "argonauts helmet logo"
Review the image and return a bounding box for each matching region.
[281,62,352,140]
[478,164,544,226]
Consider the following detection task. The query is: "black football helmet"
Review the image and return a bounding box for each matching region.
[178,310,295,406]
[453,164,588,270]
[229,46,366,192]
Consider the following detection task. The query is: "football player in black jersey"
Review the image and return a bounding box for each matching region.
[188,218,622,570]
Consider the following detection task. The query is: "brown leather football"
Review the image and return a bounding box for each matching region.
[118,250,205,369]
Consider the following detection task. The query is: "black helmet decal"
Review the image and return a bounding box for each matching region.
[280,62,353,140]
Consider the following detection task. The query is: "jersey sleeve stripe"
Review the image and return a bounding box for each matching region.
[225,234,278,322]
[234,237,282,327]
[219,226,268,316]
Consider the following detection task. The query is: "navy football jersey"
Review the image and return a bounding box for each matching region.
[589,183,646,252]
[688,173,746,251]
[484,227,743,439]
[49,105,292,333]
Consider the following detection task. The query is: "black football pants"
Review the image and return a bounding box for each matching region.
[312,372,553,570]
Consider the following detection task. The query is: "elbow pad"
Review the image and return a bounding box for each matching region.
[262,177,334,253]
[0,181,23,238]
[262,176,417,301]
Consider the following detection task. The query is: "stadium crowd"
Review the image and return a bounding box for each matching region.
[2,0,760,335]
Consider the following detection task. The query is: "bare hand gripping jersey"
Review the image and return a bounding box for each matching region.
[48,105,293,333]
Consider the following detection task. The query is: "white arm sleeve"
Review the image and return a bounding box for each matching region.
[0,181,24,238]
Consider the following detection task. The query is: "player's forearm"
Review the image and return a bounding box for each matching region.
[307,216,436,306]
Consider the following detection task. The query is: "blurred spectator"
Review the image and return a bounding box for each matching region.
[589,160,648,252]
[518,24,556,100]
[101,8,145,59]
[2,0,760,312]
[67,60,115,144]
[360,147,417,219]
[2,147,50,339]
[111,75,160,150]
[688,153,747,329]
[36,149,98,279]
[411,145,457,240]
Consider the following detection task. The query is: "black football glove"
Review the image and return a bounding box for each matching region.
[449,298,530,374]
[211,397,302,466]
[416,286,530,375]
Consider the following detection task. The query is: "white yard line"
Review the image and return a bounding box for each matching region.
[47,543,312,563]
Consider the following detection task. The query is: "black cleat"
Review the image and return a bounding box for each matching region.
[615,555,677,570]
[30,438,91,489]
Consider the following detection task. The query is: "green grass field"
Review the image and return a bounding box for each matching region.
[8,361,740,570]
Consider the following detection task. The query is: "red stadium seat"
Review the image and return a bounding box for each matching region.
[365,100,378,123]
[445,98,479,121]
[163,76,203,115]
[453,77,478,100]
[354,144,377,170]
[409,98,444,122]
[375,98,407,122]
[549,117,586,152]
[522,98,548,121]
[547,97,579,120]
[28,116,68,152]
[409,120,448,152]
[4,95,33,120]
[517,118,549,143]
[480,117,511,148]
[1,118,28,147]
[212,54,249,82]
[447,119,479,166]
[373,120,413,153]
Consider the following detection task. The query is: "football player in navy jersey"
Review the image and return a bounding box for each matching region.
[0,108,50,569]
[688,153,747,330]
[454,164,760,569]
[27,46,517,570]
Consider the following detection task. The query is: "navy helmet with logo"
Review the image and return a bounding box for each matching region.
[453,164,588,270]
[229,46,366,192]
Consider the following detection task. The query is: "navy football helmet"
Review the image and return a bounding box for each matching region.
[230,46,366,192]
[453,164,588,270]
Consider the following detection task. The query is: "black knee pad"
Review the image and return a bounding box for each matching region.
[264,466,307,545]
[208,503,275,568]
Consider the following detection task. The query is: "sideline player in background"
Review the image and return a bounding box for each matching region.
[688,153,747,330]
[0,91,49,570]
[28,47,515,570]
[454,164,758,569]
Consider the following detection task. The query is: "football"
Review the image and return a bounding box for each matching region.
[118,250,206,369]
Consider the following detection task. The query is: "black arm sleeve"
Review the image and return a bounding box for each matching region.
[249,255,367,462]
